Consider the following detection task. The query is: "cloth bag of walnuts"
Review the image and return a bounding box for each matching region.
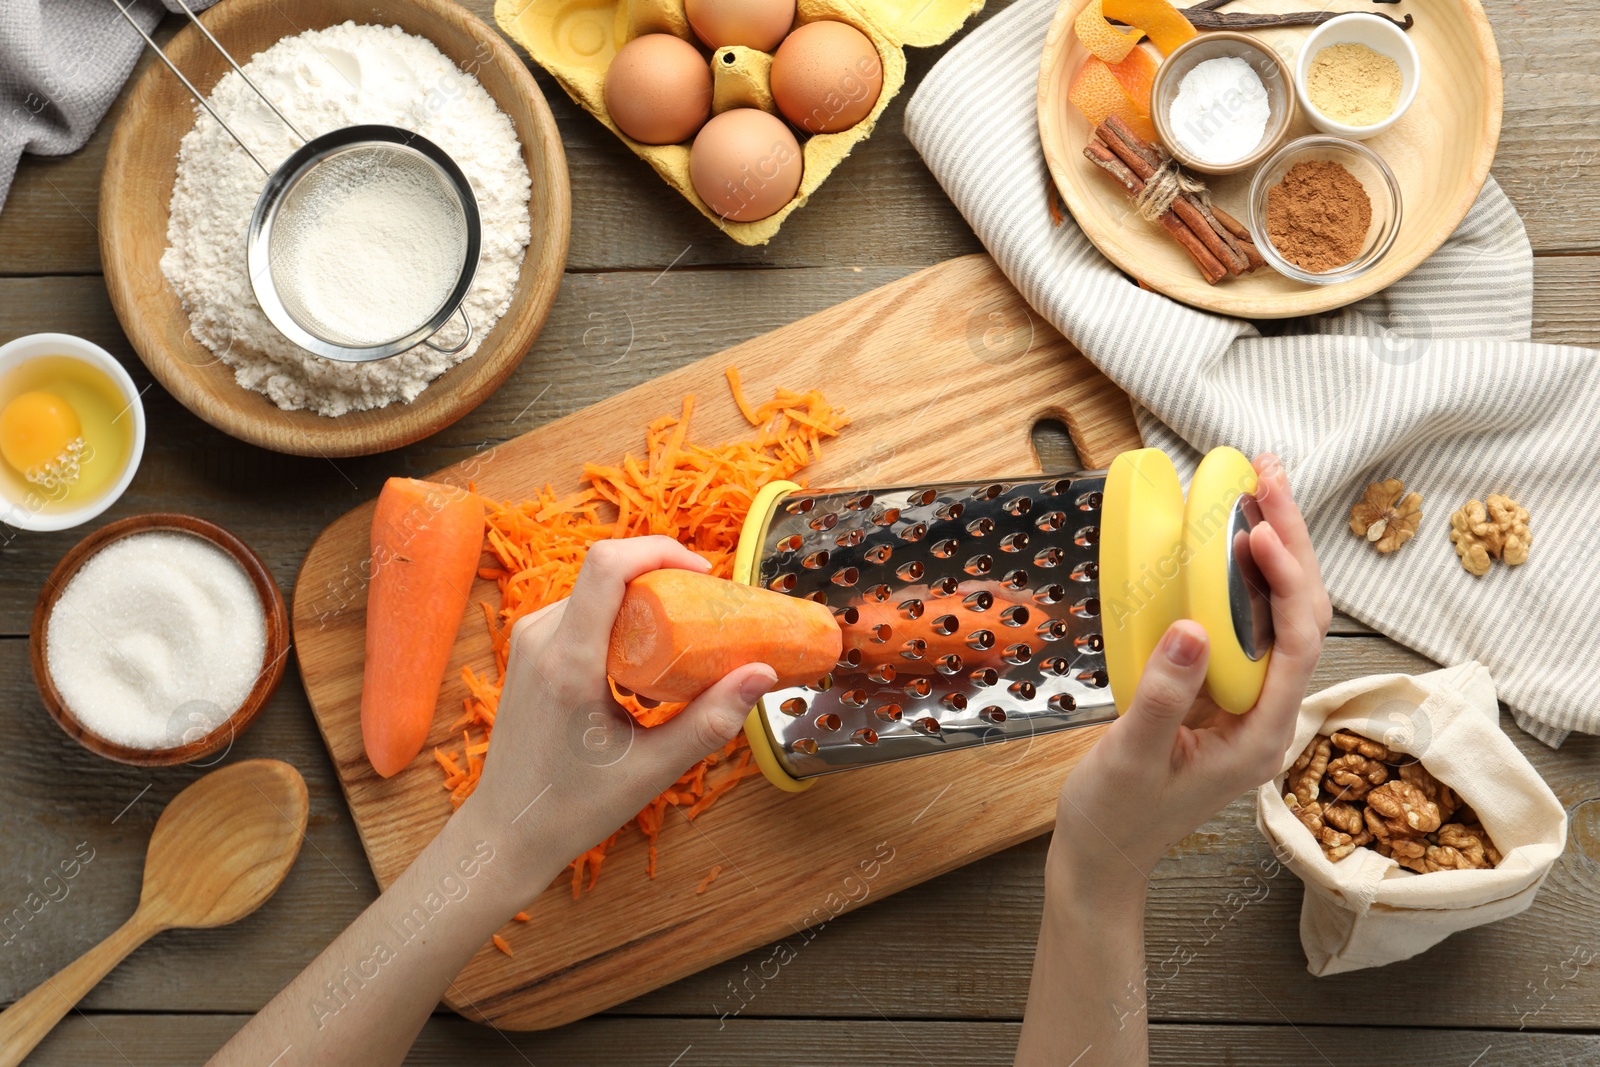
[1256,662,1566,976]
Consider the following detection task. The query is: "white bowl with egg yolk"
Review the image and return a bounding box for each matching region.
[0,333,147,533]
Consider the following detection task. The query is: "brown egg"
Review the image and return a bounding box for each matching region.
[604,34,713,145]
[689,109,803,223]
[770,20,883,134]
[685,0,795,52]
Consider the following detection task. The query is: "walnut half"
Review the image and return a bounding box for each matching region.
[1350,478,1422,554]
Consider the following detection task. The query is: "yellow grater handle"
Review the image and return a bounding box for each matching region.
[732,479,814,792]
[1099,449,1186,715]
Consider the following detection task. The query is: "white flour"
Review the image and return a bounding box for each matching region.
[1168,55,1270,165]
[161,23,532,417]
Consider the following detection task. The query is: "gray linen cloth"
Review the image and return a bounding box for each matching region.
[905,0,1600,745]
[0,0,218,213]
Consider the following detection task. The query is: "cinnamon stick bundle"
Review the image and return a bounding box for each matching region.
[1081,115,1266,284]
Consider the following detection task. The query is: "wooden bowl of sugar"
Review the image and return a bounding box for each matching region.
[100,0,571,457]
[29,515,290,767]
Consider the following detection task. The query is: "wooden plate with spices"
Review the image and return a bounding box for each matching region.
[1038,0,1501,319]
[101,0,570,457]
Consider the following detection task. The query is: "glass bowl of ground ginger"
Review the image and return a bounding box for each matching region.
[1246,135,1402,286]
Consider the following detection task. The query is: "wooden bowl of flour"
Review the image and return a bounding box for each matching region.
[100,0,570,457]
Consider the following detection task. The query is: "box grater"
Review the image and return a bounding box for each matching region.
[732,447,1275,791]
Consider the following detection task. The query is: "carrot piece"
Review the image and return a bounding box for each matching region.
[492,934,513,956]
[607,569,841,705]
[361,479,485,778]
[695,865,724,894]
[513,911,531,922]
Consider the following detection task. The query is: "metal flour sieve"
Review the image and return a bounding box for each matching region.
[113,1,481,363]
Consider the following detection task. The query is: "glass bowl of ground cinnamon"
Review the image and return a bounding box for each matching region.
[1246,135,1402,285]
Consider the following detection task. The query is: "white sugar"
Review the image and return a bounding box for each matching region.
[46,532,268,750]
[1168,56,1271,165]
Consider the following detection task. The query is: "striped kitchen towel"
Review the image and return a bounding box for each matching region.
[905,0,1600,745]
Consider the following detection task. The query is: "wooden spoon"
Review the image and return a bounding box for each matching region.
[0,759,308,1066]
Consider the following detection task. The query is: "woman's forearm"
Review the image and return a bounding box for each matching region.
[1015,841,1149,1067]
[208,802,557,1067]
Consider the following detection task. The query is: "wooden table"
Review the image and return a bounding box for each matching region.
[3,2,1597,1062]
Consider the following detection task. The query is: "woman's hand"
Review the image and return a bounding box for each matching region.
[1054,453,1333,888]
[459,536,778,893]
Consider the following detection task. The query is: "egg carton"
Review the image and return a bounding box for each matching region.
[495,0,984,245]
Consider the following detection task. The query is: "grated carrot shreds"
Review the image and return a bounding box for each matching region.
[434,370,847,896]
[695,865,724,895]
[492,934,513,957]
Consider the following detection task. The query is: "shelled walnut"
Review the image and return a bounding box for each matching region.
[1349,478,1422,554]
[1450,494,1532,575]
[1282,730,1501,873]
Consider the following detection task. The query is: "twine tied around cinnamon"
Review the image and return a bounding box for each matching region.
[1133,154,1212,222]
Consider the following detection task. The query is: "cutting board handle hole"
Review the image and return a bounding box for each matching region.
[1030,418,1080,472]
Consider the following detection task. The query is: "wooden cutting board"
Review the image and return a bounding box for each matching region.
[292,254,1142,1030]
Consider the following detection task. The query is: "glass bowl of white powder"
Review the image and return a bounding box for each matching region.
[1151,32,1296,176]
[30,515,290,767]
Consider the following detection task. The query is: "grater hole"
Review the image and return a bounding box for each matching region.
[1038,619,1070,641]
[870,623,892,643]
[867,583,892,602]
[1069,561,1098,583]
[895,561,925,582]
[1074,526,1100,547]
[966,517,995,537]
[936,654,964,675]
[1000,605,1030,627]
[845,492,875,511]
[980,706,1006,723]
[967,629,995,651]
[872,507,901,526]
[1008,680,1037,700]
[809,512,838,531]
[852,727,879,745]
[941,692,968,712]
[932,576,960,597]
[839,648,863,668]
[1036,510,1066,532]
[874,703,903,722]
[802,549,830,569]
[841,688,867,707]
[780,697,808,716]
[962,590,994,611]
[1034,547,1065,568]
[791,737,819,755]
[903,677,932,698]
[836,528,865,548]
[1049,693,1077,712]
[805,590,829,605]
[931,538,959,559]
[1041,655,1070,675]
[1078,668,1110,688]
[1002,569,1028,589]
[931,614,959,636]
[1041,478,1067,496]
[832,566,860,587]
[901,638,928,660]
[787,497,815,514]
[900,522,928,543]
[778,533,804,552]
[769,573,797,593]
[1076,633,1105,652]
[637,695,661,710]
[909,489,938,506]
[835,606,860,625]
[999,532,1028,552]
[816,713,842,732]
[971,667,999,687]
[1036,584,1068,604]
[809,673,834,692]
[1071,597,1101,618]
[864,544,892,565]
[868,663,896,684]
[1004,496,1032,516]
[1003,642,1033,664]
[1076,491,1103,511]
[913,716,941,735]
[975,483,1006,501]
[964,553,994,576]
[899,598,925,620]
[936,502,964,521]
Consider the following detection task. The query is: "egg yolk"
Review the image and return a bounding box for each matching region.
[0,390,83,478]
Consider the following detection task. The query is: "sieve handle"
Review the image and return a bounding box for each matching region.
[423,306,474,355]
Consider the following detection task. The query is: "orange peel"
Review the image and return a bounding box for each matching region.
[1074,0,1144,63]
[1100,0,1197,56]
[1067,50,1159,144]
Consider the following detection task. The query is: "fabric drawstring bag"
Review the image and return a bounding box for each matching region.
[1256,662,1567,976]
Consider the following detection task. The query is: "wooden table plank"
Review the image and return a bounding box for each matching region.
[21,1015,1600,1065]
[2,0,1597,276]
